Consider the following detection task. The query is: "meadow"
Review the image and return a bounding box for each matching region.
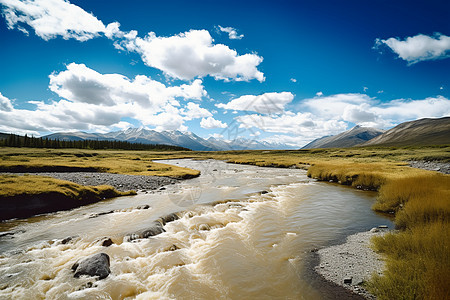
[1,144,449,299]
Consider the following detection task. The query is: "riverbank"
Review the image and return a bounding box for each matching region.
[314,227,390,299]
[1,172,179,192]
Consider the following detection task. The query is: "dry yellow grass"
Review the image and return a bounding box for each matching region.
[0,148,200,178]
[368,222,450,300]
[0,174,133,199]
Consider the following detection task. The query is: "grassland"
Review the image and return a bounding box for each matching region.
[1,145,449,298]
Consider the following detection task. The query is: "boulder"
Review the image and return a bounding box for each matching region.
[72,253,111,279]
[125,221,165,242]
[159,213,179,225]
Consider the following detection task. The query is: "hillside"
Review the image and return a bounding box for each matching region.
[302,126,384,149]
[362,117,450,146]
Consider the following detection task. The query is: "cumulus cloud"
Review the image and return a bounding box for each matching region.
[217,92,294,114]
[218,25,244,40]
[237,112,348,136]
[301,93,450,128]
[200,116,227,129]
[49,63,206,109]
[119,29,264,82]
[0,92,14,111]
[0,64,212,134]
[290,78,297,83]
[233,92,450,146]
[0,0,109,41]
[182,102,212,120]
[375,33,450,64]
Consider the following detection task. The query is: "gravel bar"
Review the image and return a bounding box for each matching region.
[2,172,179,192]
[409,160,450,174]
[315,228,390,299]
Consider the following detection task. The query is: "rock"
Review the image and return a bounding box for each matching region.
[168,245,179,251]
[141,222,165,238]
[136,205,150,210]
[261,190,269,194]
[370,227,379,233]
[72,253,111,279]
[61,236,75,244]
[101,238,113,247]
[125,221,165,241]
[343,277,352,284]
[199,224,211,231]
[159,213,179,225]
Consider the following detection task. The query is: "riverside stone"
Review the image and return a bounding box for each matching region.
[72,253,111,280]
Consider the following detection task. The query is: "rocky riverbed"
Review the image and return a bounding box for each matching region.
[2,172,179,192]
[315,227,390,299]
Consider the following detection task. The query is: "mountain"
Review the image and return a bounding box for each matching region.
[302,125,384,149]
[44,128,295,151]
[362,117,450,146]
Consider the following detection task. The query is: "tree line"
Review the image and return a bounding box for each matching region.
[0,133,191,151]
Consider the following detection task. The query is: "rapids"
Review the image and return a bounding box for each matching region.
[0,159,392,299]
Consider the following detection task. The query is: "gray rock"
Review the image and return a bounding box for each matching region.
[159,213,179,225]
[72,253,111,279]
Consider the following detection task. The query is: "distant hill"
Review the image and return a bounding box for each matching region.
[45,128,296,151]
[362,117,450,146]
[302,125,384,149]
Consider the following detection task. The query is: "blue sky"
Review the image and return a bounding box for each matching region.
[0,0,449,146]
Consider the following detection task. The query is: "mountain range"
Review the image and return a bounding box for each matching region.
[301,125,384,149]
[302,117,450,149]
[44,128,297,151]
[362,117,450,146]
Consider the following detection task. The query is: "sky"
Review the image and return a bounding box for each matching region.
[0,0,449,147]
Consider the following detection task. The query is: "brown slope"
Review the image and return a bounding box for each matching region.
[362,117,450,146]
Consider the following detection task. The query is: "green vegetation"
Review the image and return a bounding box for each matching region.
[0,133,190,151]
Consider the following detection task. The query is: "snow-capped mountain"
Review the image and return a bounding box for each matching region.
[44,128,295,151]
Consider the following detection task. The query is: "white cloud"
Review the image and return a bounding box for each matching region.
[302,93,373,120]
[182,102,212,120]
[200,116,227,129]
[119,29,264,82]
[217,92,294,114]
[316,91,323,97]
[208,133,223,139]
[233,93,450,146]
[49,63,206,108]
[0,0,109,41]
[218,25,244,40]
[290,78,297,83]
[0,63,211,134]
[375,33,450,64]
[0,92,14,111]
[237,112,348,137]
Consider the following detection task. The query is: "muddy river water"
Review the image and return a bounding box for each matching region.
[0,159,393,299]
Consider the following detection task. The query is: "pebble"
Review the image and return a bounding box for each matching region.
[409,161,450,174]
[1,172,179,192]
[315,228,390,299]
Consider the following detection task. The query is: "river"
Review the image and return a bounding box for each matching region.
[0,159,393,299]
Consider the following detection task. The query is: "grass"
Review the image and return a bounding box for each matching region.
[0,147,200,178]
[0,174,134,198]
[368,222,450,300]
